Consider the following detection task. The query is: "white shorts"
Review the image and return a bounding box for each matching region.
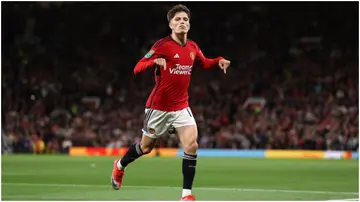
[142,107,197,138]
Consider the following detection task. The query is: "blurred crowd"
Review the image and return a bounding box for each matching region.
[2,2,358,154]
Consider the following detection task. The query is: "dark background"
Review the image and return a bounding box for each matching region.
[1,2,358,154]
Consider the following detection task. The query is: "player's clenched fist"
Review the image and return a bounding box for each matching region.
[154,58,167,70]
[218,59,231,74]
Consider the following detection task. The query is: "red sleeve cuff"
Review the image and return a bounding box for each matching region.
[216,57,224,63]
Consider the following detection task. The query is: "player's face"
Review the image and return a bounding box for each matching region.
[169,12,190,34]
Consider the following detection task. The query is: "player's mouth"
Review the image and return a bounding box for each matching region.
[179,25,187,29]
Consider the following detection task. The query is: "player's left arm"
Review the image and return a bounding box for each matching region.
[194,43,231,74]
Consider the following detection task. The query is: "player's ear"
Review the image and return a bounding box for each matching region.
[169,21,173,30]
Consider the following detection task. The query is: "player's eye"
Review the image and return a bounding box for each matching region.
[175,17,181,21]
[183,17,189,21]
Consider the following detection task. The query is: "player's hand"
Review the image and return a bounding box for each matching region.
[154,58,167,70]
[218,59,230,74]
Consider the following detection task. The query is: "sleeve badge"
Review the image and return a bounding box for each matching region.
[145,50,155,59]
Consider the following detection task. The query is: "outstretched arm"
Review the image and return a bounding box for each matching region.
[194,46,230,73]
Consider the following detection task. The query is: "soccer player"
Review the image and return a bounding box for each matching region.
[111,4,230,201]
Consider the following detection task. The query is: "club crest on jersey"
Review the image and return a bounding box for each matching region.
[145,50,155,58]
[190,52,195,60]
[148,128,156,134]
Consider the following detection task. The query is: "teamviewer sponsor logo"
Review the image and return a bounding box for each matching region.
[169,64,192,75]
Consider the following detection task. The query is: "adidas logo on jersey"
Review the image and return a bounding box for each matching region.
[174,54,180,58]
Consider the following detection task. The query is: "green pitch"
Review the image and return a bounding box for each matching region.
[1,155,358,201]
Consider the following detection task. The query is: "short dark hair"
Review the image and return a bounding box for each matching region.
[167,4,191,22]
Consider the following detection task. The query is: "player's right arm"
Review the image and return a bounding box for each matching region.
[133,39,167,75]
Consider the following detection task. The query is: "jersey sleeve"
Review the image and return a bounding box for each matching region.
[133,40,165,75]
[194,43,223,69]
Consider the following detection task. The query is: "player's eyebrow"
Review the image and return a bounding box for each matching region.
[175,16,189,21]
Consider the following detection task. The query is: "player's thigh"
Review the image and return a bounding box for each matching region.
[176,125,198,148]
[172,108,198,149]
[142,108,171,139]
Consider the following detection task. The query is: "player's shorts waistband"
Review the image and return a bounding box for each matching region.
[145,105,190,112]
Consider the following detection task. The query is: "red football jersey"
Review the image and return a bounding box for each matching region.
[134,35,223,112]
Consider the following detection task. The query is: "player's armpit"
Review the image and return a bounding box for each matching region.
[194,44,223,69]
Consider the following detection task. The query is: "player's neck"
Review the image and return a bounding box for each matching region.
[171,32,187,46]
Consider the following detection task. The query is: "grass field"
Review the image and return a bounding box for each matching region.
[1,155,358,201]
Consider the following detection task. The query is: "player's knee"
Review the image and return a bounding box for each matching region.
[184,141,198,154]
[140,144,153,154]
[190,141,198,152]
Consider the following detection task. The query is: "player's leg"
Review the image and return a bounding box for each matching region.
[117,134,157,169]
[172,107,198,200]
[177,125,198,200]
[111,135,157,190]
[111,108,169,190]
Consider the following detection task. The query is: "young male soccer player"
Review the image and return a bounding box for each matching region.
[111,4,230,201]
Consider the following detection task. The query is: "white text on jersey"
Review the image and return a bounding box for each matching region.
[169,64,192,75]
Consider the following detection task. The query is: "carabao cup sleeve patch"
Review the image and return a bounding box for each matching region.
[145,50,155,58]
